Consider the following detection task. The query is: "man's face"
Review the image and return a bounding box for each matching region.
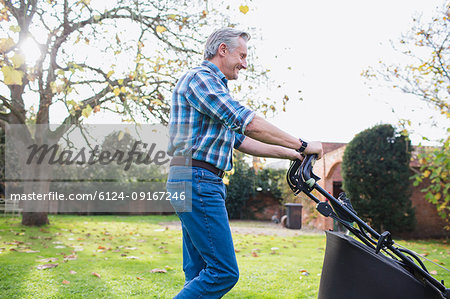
[222,37,248,80]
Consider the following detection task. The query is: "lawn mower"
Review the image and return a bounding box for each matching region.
[287,154,449,299]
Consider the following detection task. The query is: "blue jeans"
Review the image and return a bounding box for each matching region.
[166,166,239,298]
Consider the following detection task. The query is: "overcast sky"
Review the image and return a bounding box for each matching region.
[14,0,446,146]
[233,0,447,145]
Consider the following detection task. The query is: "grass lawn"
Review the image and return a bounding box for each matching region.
[0,215,448,298]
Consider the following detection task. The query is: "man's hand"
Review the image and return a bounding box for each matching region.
[303,141,323,160]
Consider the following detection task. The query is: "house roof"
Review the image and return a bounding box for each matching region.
[322,142,346,154]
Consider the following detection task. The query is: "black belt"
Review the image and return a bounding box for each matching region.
[170,157,225,178]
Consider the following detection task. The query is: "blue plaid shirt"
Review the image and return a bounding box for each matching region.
[168,60,255,171]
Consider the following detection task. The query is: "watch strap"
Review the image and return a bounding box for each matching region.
[297,139,308,153]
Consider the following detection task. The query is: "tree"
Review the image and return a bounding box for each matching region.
[225,151,255,219]
[225,152,285,219]
[0,1,296,225]
[341,124,415,234]
[362,1,449,227]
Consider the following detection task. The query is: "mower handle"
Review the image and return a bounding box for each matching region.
[287,154,450,297]
[300,154,319,188]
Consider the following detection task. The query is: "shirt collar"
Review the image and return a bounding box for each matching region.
[201,60,228,86]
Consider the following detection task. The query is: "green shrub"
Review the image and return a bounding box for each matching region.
[341,124,415,233]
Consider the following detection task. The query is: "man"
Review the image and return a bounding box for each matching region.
[167,28,323,298]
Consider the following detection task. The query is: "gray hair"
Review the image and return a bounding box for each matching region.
[203,28,251,60]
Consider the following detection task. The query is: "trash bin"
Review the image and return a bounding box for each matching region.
[284,203,303,229]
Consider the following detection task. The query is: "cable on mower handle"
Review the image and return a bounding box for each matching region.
[287,154,450,298]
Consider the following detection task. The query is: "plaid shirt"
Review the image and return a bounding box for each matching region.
[168,60,255,171]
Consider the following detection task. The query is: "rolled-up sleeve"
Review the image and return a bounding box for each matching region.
[186,71,255,135]
[233,133,246,149]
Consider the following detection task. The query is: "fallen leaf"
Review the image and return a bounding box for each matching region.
[151,268,167,273]
[62,280,70,284]
[37,258,58,263]
[69,270,77,274]
[126,256,139,259]
[430,270,438,275]
[92,272,101,278]
[251,251,259,257]
[136,276,144,280]
[36,263,58,270]
[64,254,78,262]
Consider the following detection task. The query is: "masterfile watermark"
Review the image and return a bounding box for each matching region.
[4,124,192,213]
[26,141,169,171]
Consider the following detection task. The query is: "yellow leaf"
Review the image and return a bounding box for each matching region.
[156,25,167,33]
[120,86,126,93]
[113,87,121,96]
[82,104,92,118]
[9,25,20,33]
[151,99,163,106]
[106,70,114,78]
[239,5,249,14]
[117,131,124,141]
[435,193,441,200]
[11,53,25,68]
[423,170,431,178]
[1,65,23,85]
[168,14,177,21]
[0,37,15,53]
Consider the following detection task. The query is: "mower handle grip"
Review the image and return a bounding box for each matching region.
[301,154,319,188]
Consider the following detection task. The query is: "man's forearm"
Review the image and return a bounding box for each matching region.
[244,115,300,149]
[237,136,300,160]
[244,115,324,159]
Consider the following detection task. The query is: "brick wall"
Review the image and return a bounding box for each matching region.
[400,179,448,239]
[245,193,281,220]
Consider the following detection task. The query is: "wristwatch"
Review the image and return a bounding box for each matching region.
[297,139,308,153]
